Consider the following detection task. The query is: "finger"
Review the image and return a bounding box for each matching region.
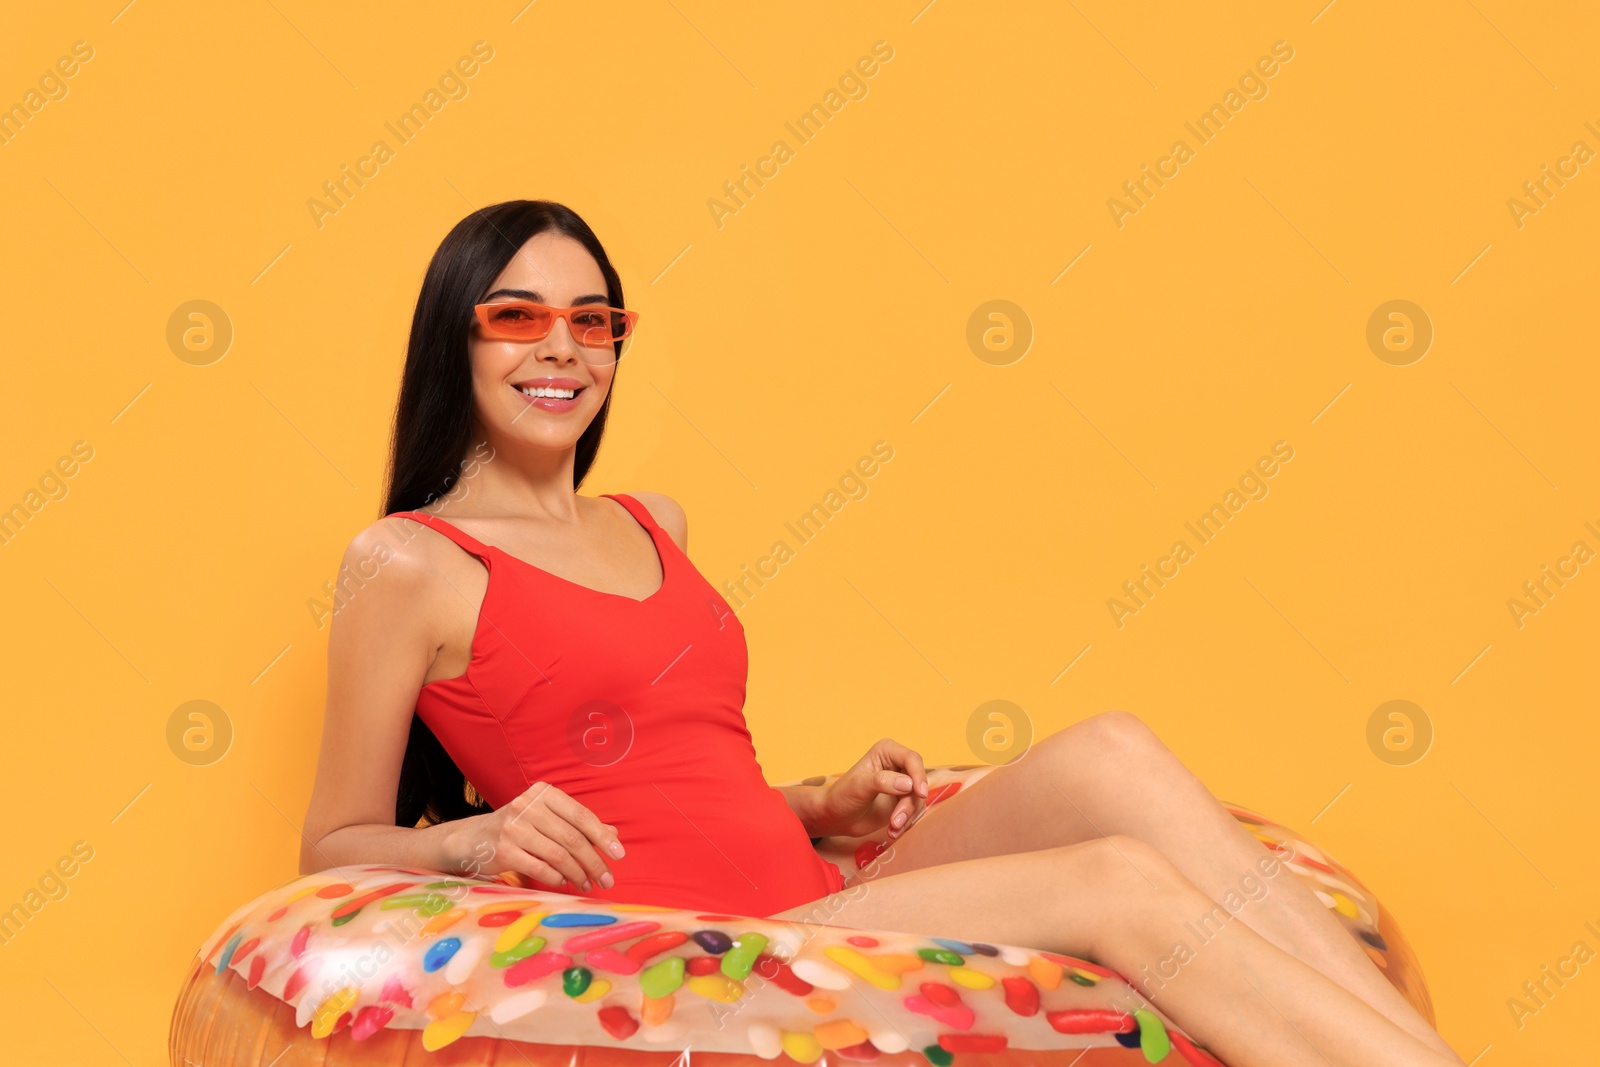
[518,779,564,808]
[502,781,570,842]
[548,792,626,864]
[876,739,930,799]
[503,805,598,892]
[888,742,928,798]
[530,805,615,890]
[902,748,929,798]
[498,841,569,890]
[518,822,597,892]
[874,768,915,796]
[511,784,616,888]
[872,737,903,769]
[886,794,914,836]
[544,791,624,877]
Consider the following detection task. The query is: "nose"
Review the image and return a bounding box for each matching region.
[536,316,581,361]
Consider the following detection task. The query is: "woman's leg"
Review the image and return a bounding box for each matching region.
[865,711,1458,1062]
[770,838,1460,1067]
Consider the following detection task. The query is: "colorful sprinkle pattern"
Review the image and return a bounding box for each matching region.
[183,765,1430,1066]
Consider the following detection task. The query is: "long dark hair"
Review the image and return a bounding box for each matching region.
[383,199,629,829]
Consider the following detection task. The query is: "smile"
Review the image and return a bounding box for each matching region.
[511,380,588,415]
[516,385,581,399]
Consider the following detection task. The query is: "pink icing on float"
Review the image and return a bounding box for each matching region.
[171,763,1433,1067]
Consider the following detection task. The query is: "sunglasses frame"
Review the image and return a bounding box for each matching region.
[472,300,640,354]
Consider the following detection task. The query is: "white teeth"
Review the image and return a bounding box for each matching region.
[517,385,577,399]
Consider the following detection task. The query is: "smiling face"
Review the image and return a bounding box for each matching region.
[468,231,618,455]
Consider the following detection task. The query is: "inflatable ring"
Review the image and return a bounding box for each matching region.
[169,764,1431,1066]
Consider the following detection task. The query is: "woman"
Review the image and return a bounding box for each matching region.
[300,200,1463,1067]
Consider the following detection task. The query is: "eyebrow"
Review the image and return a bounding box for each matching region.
[481,288,610,306]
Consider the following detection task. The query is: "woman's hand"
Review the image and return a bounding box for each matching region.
[809,737,929,840]
[446,780,625,891]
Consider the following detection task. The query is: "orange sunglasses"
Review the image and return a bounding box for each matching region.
[473,300,640,351]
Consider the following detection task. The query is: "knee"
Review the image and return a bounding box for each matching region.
[1044,709,1167,763]
[1072,834,1182,894]
[1065,836,1211,955]
[1083,709,1165,750]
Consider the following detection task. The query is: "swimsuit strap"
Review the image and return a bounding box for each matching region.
[387,510,496,561]
[601,492,662,536]
[393,499,662,564]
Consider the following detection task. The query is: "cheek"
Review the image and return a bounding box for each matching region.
[591,364,617,396]
[470,344,520,390]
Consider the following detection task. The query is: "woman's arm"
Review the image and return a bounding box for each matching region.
[774,783,829,837]
[299,521,484,876]
[774,740,930,840]
[299,520,626,892]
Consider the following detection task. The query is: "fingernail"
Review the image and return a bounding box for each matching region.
[893,811,906,827]
[600,872,615,889]
[609,841,626,859]
[917,781,928,796]
[895,774,912,791]
[581,879,592,892]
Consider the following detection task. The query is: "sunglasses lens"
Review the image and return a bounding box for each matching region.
[568,308,634,347]
[565,308,609,347]
[483,303,552,339]
[609,309,634,341]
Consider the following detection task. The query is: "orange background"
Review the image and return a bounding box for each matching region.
[2,1,1597,1062]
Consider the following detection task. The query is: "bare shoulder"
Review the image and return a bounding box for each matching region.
[625,491,688,553]
[339,514,471,604]
[346,515,434,572]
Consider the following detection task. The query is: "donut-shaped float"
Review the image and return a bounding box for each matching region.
[169,764,1431,1066]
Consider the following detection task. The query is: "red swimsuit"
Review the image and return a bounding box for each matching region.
[391,493,844,917]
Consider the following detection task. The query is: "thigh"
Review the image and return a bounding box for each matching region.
[856,731,1098,882]
[771,837,1147,955]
